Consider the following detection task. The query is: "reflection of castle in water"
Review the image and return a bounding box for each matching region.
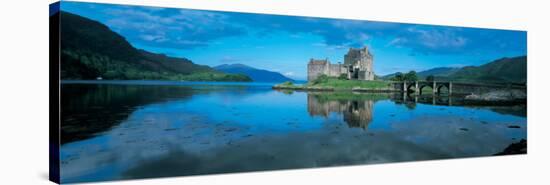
[307,94,373,130]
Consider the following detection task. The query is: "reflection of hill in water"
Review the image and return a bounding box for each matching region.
[61,82,274,144]
[307,93,376,130]
[61,84,195,144]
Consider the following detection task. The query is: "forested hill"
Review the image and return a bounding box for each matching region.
[59,11,251,81]
[381,56,526,83]
[449,56,527,83]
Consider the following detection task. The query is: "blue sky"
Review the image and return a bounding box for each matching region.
[61,1,526,80]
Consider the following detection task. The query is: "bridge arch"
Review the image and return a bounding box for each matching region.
[406,83,416,93]
[437,84,450,95]
[418,84,433,95]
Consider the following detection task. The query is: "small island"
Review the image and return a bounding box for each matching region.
[275,47,395,92]
[273,76,395,92]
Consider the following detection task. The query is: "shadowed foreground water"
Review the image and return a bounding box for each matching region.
[59,81,526,183]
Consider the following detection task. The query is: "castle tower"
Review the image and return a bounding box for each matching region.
[344,47,374,80]
[307,58,329,81]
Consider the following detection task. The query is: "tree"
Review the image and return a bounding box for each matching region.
[391,72,404,81]
[338,74,348,80]
[313,74,329,85]
[404,71,418,81]
[426,75,435,82]
[281,81,294,86]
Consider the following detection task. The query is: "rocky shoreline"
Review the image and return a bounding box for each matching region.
[464,90,527,105]
[274,81,527,106]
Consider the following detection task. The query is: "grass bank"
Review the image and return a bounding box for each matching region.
[273,76,396,92]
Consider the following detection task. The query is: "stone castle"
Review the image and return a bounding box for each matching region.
[307,46,374,81]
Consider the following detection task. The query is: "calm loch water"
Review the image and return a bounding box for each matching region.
[60,81,526,183]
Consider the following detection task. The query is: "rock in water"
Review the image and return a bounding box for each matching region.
[494,139,527,155]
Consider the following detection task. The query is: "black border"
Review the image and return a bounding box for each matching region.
[49,1,61,184]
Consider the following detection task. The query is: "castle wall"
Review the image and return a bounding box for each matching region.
[368,71,374,80]
[358,70,367,80]
[308,62,350,81]
[358,70,375,80]
[307,63,327,82]
[328,64,346,77]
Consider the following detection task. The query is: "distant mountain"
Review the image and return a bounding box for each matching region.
[449,56,526,83]
[59,11,251,82]
[381,56,526,83]
[214,64,294,82]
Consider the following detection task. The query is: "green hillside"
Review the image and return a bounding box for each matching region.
[380,56,526,83]
[59,11,251,82]
[450,56,526,83]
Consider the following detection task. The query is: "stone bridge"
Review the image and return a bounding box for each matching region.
[394,93,455,106]
[392,81,526,96]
